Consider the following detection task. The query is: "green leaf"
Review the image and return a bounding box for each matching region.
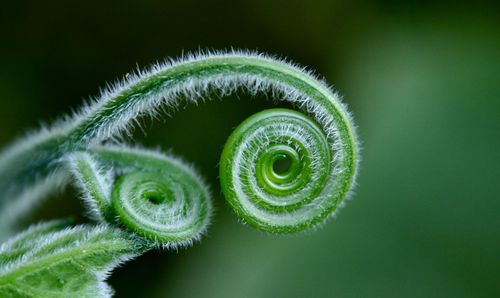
[0,221,139,298]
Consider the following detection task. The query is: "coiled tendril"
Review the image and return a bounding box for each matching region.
[221,108,333,233]
[70,146,211,247]
[0,51,359,244]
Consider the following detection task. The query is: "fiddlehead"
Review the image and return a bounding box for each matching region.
[68,146,211,248]
[0,51,359,239]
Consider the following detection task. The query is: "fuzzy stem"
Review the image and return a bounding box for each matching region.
[0,51,359,238]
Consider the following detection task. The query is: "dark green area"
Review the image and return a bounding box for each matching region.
[0,0,498,297]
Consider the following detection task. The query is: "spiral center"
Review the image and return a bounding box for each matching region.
[143,190,165,205]
[255,144,305,195]
[272,154,292,175]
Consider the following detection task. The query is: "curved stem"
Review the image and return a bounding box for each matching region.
[0,51,359,238]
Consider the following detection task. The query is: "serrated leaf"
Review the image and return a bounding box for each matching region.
[0,221,140,298]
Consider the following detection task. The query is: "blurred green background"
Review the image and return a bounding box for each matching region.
[0,0,499,297]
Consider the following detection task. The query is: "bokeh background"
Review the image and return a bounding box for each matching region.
[0,0,499,297]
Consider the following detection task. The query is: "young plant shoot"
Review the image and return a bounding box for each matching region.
[0,51,359,297]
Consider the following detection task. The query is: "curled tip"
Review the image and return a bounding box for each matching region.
[111,159,211,247]
[69,146,212,248]
[220,108,355,234]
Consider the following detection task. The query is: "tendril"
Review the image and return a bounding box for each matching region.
[69,146,211,248]
[0,50,359,241]
[220,108,334,233]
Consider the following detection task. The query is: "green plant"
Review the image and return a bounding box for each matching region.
[0,51,359,297]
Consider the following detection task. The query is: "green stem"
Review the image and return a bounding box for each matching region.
[0,51,359,238]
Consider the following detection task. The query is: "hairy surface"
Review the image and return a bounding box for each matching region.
[68,146,212,249]
[0,50,359,296]
[0,51,359,235]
